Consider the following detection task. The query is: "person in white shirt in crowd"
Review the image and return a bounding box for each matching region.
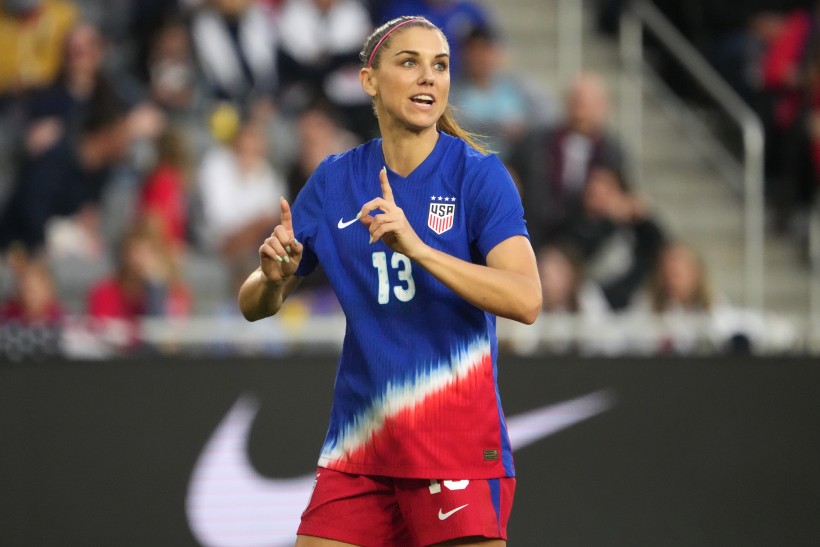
[189,0,279,108]
[196,118,287,295]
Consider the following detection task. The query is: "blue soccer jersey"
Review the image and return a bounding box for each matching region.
[291,132,528,479]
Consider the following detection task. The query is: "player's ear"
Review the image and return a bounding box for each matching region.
[360,67,377,98]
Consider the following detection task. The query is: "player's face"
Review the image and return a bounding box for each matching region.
[367,26,450,133]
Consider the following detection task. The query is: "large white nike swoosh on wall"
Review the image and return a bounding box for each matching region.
[186,396,316,547]
[505,389,615,450]
[186,390,615,547]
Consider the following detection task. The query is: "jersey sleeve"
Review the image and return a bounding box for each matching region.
[291,160,327,277]
[466,154,529,258]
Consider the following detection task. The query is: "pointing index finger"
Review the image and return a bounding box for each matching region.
[280,196,294,236]
[380,166,394,203]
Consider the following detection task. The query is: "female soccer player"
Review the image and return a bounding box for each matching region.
[238,16,542,547]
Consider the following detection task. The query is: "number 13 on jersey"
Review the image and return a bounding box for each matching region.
[372,251,416,304]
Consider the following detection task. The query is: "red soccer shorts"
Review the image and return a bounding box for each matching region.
[297,468,515,547]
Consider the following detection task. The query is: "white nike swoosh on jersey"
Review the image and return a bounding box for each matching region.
[186,389,615,547]
[337,217,359,229]
[438,504,469,520]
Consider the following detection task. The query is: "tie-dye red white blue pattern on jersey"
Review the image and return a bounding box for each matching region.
[291,132,528,479]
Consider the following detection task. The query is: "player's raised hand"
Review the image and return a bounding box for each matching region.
[259,197,303,283]
[359,167,425,258]
[378,163,394,203]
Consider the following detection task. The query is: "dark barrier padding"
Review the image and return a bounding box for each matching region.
[2,356,820,546]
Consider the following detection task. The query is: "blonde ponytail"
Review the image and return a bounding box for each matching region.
[437,106,489,155]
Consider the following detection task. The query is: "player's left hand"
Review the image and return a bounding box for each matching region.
[359,167,426,259]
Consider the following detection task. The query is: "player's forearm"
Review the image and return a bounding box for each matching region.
[237,269,286,321]
[412,245,542,324]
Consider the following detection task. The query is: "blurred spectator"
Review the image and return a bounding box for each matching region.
[1,256,63,323]
[0,0,78,97]
[23,21,117,157]
[282,101,359,297]
[86,219,192,349]
[286,101,360,198]
[0,254,64,360]
[703,6,794,102]
[26,17,169,157]
[631,240,757,354]
[538,243,610,316]
[599,1,802,104]
[646,241,714,315]
[377,0,494,74]
[127,0,184,84]
[136,126,192,252]
[145,16,201,117]
[760,2,820,237]
[511,72,627,248]
[276,0,374,139]
[189,0,278,109]
[508,243,612,356]
[450,26,555,161]
[0,100,132,256]
[600,1,816,245]
[555,165,666,311]
[196,118,286,293]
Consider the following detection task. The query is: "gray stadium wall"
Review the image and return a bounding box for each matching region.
[2,356,819,546]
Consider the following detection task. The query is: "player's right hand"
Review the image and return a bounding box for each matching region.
[259,197,302,283]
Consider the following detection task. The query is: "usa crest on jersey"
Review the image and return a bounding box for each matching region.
[428,197,456,235]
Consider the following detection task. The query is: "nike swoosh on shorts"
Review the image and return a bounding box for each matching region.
[438,504,469,520]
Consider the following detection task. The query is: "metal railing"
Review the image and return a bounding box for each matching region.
[617,0,766,311]
[50,312,804,358]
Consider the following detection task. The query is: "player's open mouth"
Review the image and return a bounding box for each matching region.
[410,94,435,106]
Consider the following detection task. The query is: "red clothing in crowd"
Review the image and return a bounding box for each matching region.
[762,9,812,130]
[137,164,188,248]
[87,277,192,321]
[0,299,63,324]
[761,9,820,175]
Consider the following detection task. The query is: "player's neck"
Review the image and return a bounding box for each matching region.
[380,126,439,178]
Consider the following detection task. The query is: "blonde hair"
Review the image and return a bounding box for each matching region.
[649,241,713,313]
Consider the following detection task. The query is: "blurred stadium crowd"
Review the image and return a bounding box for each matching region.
[0,0,813,360]
[600,0,819,243]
